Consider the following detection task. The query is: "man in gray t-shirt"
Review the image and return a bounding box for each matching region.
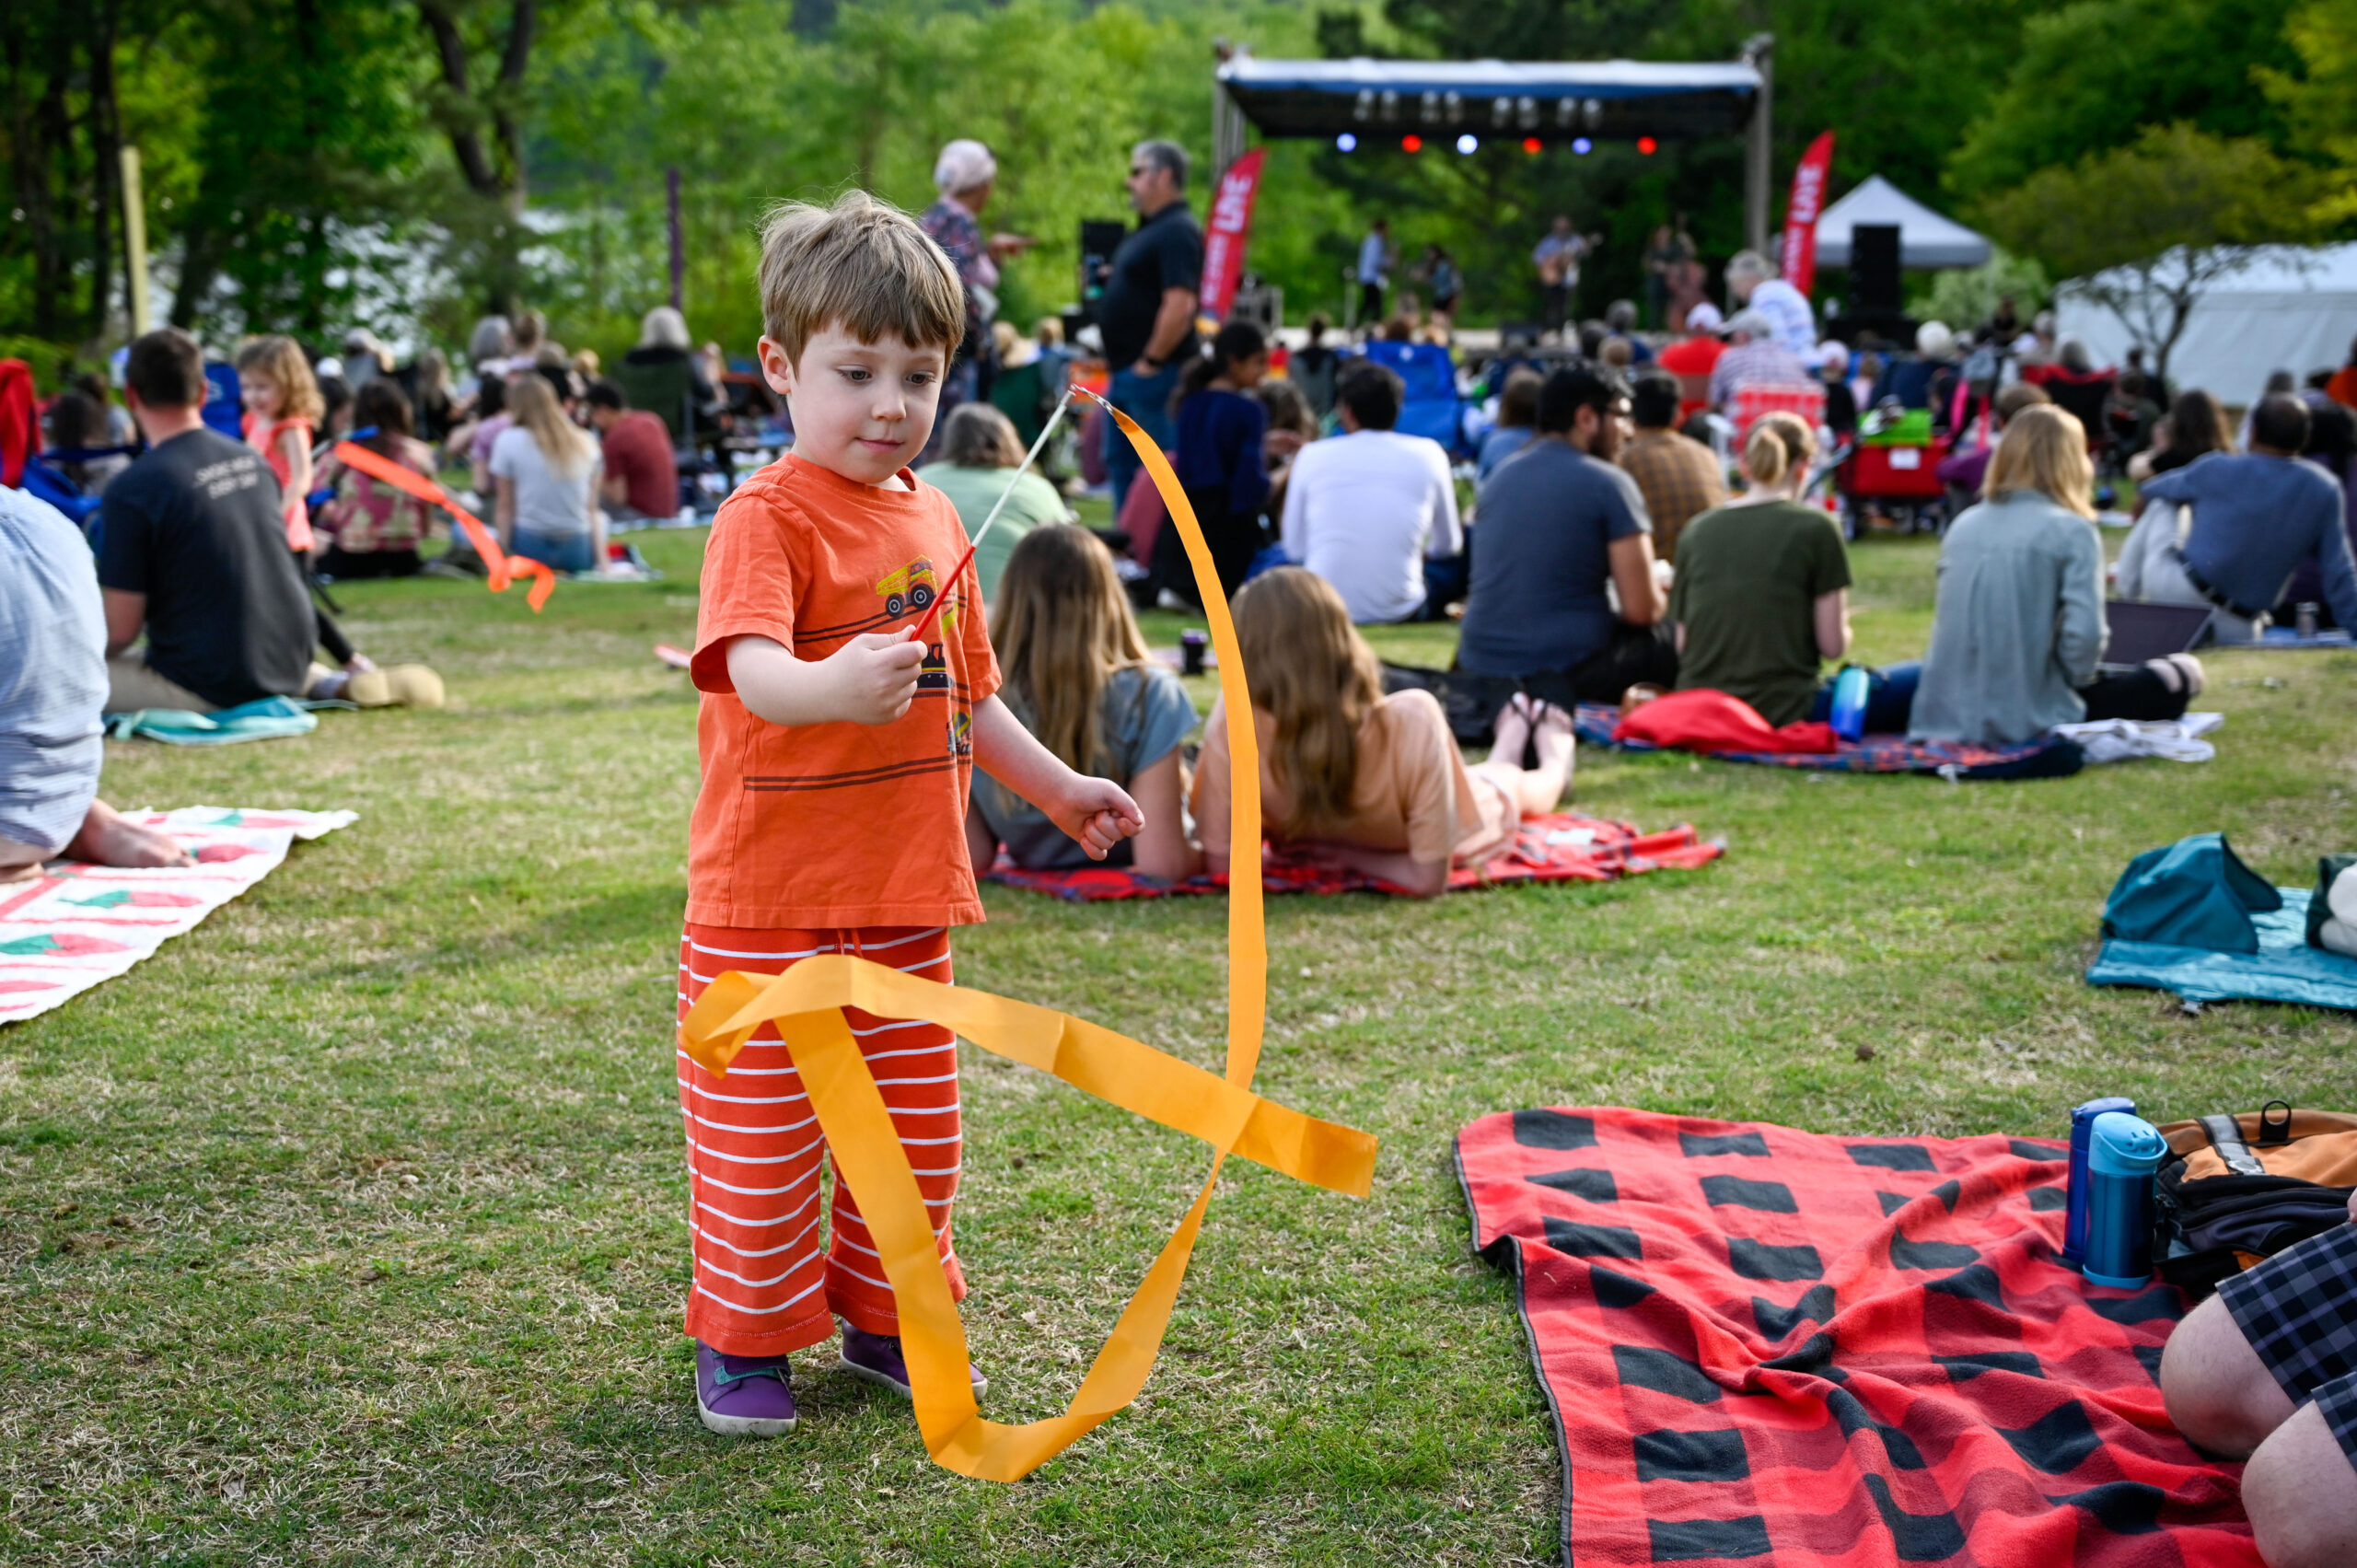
[1457,366,1676,701]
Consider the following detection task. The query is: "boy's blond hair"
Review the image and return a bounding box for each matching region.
[758,190,964,366]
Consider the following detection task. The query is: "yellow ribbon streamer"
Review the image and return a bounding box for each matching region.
[678,393,1374,1481]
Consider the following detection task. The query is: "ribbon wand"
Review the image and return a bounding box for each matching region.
[909,383,1078,642]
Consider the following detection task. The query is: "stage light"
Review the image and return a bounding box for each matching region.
[1402,134,1422,152]
[1638,135,1658,155]
[1456,134,1478,155]
[1336,133,1357,152]
[1522,137,1541,155]
[1572,136,1592,155]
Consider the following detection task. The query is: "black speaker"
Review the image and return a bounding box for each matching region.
[1852,225,1902,312]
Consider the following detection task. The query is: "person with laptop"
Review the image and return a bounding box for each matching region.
[1910,406,2202,747]
[2135,394,2357,642]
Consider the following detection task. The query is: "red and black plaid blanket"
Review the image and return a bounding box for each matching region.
[985,813,1722,901]
[1571,704,2077,778]
[1455,1108,2256,1567]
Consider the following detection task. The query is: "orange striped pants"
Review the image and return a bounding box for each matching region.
[676,923,967,1356]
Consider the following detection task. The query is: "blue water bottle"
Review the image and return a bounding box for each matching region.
[2081,1112,2167,1289]
[2062,1096,2137,1265]
[1828,667,1872,741]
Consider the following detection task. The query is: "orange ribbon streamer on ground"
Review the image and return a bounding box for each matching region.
[679,395,1375,1481]
[330,441,558,611]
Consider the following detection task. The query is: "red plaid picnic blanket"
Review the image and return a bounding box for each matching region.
[1455,1108,2256,1567]
[1572,704,2075,777]
[986,812,1722,900]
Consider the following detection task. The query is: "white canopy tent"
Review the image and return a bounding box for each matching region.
[1813,175,1992,270]
[2055,245,2357,407]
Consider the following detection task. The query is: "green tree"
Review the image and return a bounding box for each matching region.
[2260,0,2357,225]
[1946,0,2298,201]
[1904,248,2049,332]
[1978,123,2319,383]
[167,0,427,338]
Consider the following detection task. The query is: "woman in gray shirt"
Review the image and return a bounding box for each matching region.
[490,372,605,575]
[1910,406,2200,745]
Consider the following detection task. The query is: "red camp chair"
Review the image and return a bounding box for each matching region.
[1732,380,1827,447]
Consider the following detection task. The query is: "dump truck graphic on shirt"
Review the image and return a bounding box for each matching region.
[875,559,938,619]
[947,711,971,758]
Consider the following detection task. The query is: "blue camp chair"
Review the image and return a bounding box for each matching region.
[203,361,242,438]
[1347,341,1471,457]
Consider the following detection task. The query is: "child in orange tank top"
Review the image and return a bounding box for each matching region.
[679,191,1143,1438]
[235,335,323,554]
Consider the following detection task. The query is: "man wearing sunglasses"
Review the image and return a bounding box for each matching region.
[1097,140,1202,509]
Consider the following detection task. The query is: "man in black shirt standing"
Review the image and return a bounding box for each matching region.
[1097,138,1202,510]
[99,330,321,712]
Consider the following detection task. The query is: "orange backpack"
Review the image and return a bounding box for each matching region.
[2155,1103,2357,1294]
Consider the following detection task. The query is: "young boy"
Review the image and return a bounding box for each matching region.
[680,192,1142,1436]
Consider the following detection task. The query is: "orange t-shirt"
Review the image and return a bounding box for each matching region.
[688,453,1001,928]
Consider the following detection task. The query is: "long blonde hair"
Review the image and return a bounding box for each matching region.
[234,334,324,423]
[1231,567,1385,835]
[1985,404,2094,517]
[991,526,1150,774]
[505,372,596,474]
[1742,411,1817,489]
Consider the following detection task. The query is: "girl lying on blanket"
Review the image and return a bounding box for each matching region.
[1191,566,1573,898]
[964,525,1202,881]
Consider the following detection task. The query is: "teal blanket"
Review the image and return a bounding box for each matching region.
[2089,889,2357,1010]
[103,696,319,745]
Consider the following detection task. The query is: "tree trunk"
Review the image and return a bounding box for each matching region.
[85,3,122,341]
[1,16,57,339]
[416,1,533,214]
[295,0,326,331]
[171,221,219,330]
[28,24,72,339]
[418,2,504,201]
[494,0,533,217]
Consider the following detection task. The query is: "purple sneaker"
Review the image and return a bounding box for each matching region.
[841,1325,988,1400]
[694,1342,797,1436]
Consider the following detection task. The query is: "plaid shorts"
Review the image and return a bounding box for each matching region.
[2219,1219,2357,1470]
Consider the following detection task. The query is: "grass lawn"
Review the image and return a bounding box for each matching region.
[4,528,2352,1565]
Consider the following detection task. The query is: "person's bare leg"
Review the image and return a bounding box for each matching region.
[1514,702,1576,814]
[0,836,51,884]
[1470,703,1577,818]
[1487,693,1533,770]
[2241,1401,2357,1568]
[60,801,195,870]
[2159,1293,2297,1458]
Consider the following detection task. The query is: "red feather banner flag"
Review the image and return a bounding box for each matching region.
[1780,132,1836,299]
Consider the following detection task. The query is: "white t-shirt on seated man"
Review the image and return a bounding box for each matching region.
[1279,365,1463,624]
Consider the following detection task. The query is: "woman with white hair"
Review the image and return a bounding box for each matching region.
[920,139,1038,429]
[621,303,717,427]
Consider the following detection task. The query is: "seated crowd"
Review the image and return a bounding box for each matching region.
[954,262,2357,890]
[15,268,2357,906]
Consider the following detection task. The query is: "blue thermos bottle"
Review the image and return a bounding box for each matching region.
[2062,1096,2138,1265]
[1828,667,1872,741]
[2081,1112,2167,1289]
